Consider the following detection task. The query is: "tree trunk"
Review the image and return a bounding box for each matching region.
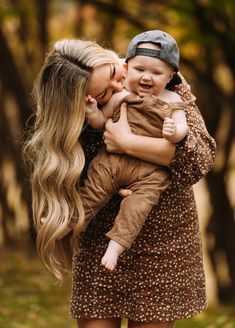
[0,27,35,245]
[206,171,235,302]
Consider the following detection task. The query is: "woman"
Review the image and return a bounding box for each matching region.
[24,39,216,328]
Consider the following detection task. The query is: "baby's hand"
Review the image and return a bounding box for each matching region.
[163,117,176,140]
[85,95,98,116]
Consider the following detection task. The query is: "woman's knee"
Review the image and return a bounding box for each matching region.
[128,320,175,328]
[77,317,122,328]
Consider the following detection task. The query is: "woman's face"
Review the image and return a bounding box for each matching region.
[88,63,124,105]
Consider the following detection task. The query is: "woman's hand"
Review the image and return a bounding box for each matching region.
[103,102,132,153]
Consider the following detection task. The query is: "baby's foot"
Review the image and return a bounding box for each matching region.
[101,253,117,272]
[101,240,126,272]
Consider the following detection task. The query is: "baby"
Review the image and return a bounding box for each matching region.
[83,30,188,271]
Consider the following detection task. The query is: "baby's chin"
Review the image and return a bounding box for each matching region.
[137,89,154,98]
[135,84,156,97]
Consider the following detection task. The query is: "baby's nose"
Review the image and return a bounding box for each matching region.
[142,73,152,80]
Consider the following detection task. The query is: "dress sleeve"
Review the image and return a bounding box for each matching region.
[168,78,216,187]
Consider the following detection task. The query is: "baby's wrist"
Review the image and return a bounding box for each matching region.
[86,105,98,114]
[86,108,100,120]
[164,133,176,143]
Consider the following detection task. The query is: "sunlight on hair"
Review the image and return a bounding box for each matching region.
[23,39,119,280]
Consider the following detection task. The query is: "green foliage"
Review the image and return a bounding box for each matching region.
[0,247,235,328]
[0,247,75,328]
[175,313,235,328]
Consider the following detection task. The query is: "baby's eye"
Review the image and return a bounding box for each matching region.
[135,68,144,72]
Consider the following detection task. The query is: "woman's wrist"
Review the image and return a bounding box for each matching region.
[121,132,138,154]
[117,130,135,154]
[124,133,176,166]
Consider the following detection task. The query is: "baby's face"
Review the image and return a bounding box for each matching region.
[126,43,174,97]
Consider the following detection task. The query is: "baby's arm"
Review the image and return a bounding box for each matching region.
[85,95,106,129]
[86,90,127,129]
[163,109,188,143]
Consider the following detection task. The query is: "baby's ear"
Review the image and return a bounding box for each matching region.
[168,71,175,83]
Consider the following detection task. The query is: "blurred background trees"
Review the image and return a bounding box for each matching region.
[0,0,234,307]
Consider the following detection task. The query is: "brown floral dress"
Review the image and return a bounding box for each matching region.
[70,81,216,322]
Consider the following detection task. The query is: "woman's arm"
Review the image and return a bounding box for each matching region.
[104,78,216,187]
[104,104,176,166]
[168,80,216,186]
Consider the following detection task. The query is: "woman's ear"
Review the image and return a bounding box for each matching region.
[123,62,128,72]
[122,63,128,81]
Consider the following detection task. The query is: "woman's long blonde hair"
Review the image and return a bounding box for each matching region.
[24,39,119,280]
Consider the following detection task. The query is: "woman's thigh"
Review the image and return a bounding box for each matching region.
[77,318,122,328]
[128,320,175,328]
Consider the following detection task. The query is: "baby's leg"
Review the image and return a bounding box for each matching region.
[101,240,126,272]
[106,167,171,250]
[81,155,114,230]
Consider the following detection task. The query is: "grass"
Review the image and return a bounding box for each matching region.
[0,245,75,328]
[0,245,235,328]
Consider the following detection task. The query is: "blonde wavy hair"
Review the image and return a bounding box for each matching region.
[24,39,119,280]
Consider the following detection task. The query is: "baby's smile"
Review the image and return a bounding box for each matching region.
[139,83,152,89]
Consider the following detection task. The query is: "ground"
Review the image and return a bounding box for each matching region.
[0,246,234,328]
